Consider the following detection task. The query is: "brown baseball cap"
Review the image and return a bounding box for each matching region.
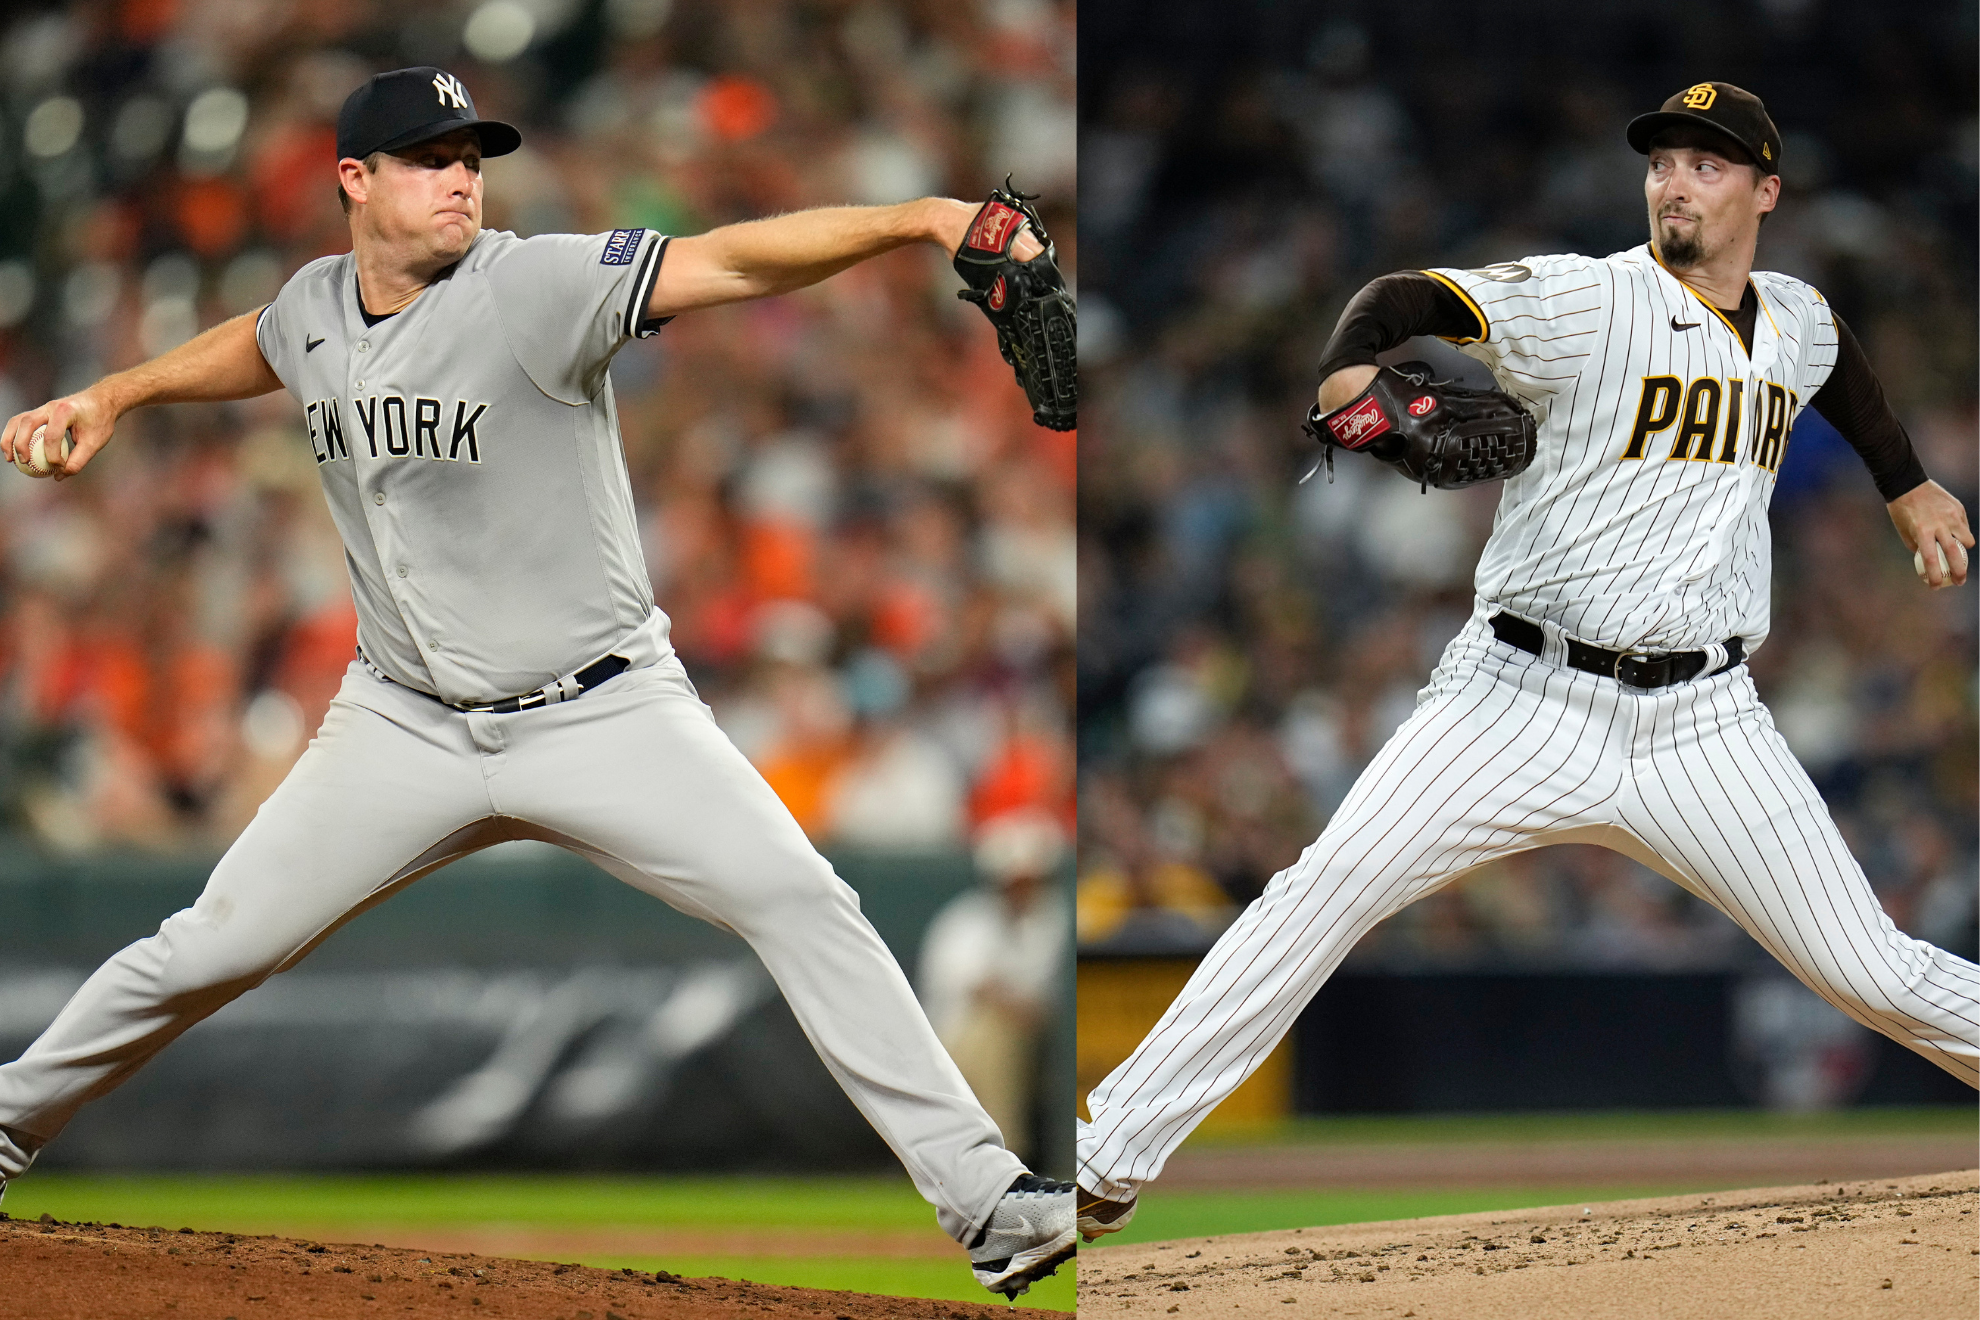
[1626,81,1782,174]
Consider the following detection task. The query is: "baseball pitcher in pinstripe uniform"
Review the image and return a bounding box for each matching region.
[1076,82,1978,1240]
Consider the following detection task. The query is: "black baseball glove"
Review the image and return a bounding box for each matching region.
[954,181,1076,432]
[1302,362,1537,491]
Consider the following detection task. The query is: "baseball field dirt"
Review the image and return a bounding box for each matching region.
[1154,1129,1977,1189]
[0,1214,1037,1320]
[1076,1168,1978,1320]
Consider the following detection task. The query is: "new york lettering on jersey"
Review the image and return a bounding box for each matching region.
[303,396,490,465]
[1422,246,1838,653]
[253,225,670,706]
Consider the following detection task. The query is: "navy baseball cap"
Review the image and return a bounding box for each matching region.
[336,67,521,162]
[1627,81,1782,174]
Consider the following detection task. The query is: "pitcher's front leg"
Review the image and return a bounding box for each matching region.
[1080,645,1629,1202]
[505,662,1029,1246]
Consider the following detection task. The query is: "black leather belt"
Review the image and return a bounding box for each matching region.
[360,645,633,714]
[1488,612,1742,690]
[457,654,631,713]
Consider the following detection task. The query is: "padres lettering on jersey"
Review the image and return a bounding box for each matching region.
[1618,375,1797,471]
[1422,246,1838,654]
[255,227,671,705]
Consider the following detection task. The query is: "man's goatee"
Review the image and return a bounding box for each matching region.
[1659,226,1704,268]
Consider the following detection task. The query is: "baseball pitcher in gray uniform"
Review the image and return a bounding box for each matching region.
[0,67,1073,1298]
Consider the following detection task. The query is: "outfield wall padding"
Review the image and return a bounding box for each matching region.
[1294,970,1973,1112]
[0,843,1074,1178]
[1075,955,1970,1114]
[0,841,973,970]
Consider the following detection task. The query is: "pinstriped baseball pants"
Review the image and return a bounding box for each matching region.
[1078,606,1980,1200]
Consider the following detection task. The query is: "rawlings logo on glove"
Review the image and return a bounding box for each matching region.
[954,180,1077,432]
[966,202,1025,252]
[1303,362,1537,491]
[1327,397,1391,448]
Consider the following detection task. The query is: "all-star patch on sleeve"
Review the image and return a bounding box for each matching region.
[600,228,643,266]
[478,228,671,404]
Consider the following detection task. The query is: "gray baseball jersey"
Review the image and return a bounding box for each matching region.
[4,222,1033,1253]
[255,227,671,705]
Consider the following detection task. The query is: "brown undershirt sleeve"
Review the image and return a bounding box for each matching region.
[1808,312,1928,502]
[1316,273,1485,384]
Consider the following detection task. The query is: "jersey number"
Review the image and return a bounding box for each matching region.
[1620,374,1796,472]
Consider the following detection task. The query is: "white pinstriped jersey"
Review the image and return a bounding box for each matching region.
[1423,245,1839,654]
[1076,247,1978,1210]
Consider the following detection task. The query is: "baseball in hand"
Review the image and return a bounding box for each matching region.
[1913,543,1956,586]
[12,425,73,478]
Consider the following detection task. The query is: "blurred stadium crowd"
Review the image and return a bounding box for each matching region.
[0,0,1077,862]
[1076,1,1979,969]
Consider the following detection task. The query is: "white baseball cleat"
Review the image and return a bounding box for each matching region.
[969,1173,1076,1299]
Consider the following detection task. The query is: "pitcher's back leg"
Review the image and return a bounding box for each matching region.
[1622,672,1979,1085]
[0,671,497,1157]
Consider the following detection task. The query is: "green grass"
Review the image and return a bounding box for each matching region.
[1096,1104,1978,1246]
[1182,1104,1979,1148]
[0,1172,1075,1311]
[3,1172,945,1228]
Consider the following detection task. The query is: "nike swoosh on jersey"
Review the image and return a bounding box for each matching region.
[1670,318,1699,331]
[306,336,325,352]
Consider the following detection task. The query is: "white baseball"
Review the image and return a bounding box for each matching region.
[13,425,72,478]
[1913,543,1951,586]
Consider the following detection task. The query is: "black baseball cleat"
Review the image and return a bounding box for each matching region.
[968,1173,1076,1300]
[1077,1184,1137,1241]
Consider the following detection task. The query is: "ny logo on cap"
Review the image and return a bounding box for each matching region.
[433,73,468,109]
[1681,83,1717,110]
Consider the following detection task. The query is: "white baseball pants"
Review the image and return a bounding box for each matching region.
[0,657,1023,1242]
[1079,608,1980,1200]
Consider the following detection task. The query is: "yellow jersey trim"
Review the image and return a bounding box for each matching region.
[1419,270,1489,344]
[1650,248,1757,353]
[1756,288,1782,342]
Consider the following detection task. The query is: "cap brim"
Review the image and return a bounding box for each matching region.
[1625,111,1765,168]
[369,117,522,158]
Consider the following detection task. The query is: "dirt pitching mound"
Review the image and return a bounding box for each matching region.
[1077,1168,1978,1320]
[0,1212,1033,1320]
